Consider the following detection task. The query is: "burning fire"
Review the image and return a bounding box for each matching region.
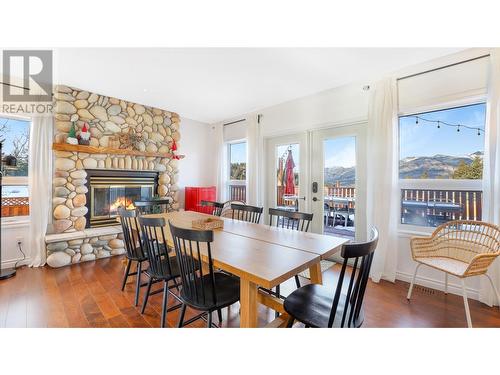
[110,197,135,211]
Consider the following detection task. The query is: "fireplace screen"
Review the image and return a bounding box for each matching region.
[86,170,158,228]
[91,185,154,220]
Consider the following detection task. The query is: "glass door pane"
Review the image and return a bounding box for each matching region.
[323,137,356,240]
[275,143,300,211]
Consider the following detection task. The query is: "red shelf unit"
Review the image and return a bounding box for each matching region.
[185,186,217,214]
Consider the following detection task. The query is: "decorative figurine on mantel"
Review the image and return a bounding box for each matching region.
[171,139,180,159]
[66,122,79,145]
[78,123,91,145]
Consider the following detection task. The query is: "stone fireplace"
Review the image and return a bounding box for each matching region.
[85,169,158,228]
[45,85,182,268]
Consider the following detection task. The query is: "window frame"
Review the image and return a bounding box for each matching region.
[397,100,486,234]
[0,113,31,222]
[226,139,247,201]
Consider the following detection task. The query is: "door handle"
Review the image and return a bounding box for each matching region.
[312,197,318,202]
[298,196,306,201]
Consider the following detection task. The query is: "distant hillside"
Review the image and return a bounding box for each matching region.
[324,152,483,186]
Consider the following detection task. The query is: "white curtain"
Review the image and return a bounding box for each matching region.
[246,114,262,206]
[28,113,53,267]
[213,122,227,202]
[480,49,500,306]
[366,78,399,283]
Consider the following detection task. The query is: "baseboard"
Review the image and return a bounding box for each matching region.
[1,256,32,270]
[396,270,480,301]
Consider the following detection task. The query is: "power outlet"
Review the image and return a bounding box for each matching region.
[16,237,23,245]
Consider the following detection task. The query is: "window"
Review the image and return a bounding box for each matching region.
[1,116,30,218]
[227,141,247,201]
[399,103,485,228]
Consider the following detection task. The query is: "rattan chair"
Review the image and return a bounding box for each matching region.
[407,220,500,328]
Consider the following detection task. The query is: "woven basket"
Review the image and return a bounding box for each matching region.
[192,218,224,230]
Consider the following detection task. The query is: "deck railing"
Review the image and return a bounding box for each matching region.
[229,184,247,202]
[1,196,30,217]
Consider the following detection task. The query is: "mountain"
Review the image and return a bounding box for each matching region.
[324,151,483,186]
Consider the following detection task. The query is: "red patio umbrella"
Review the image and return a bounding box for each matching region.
[284,149,296,195]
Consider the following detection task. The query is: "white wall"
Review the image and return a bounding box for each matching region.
[1,221,31,269]
[177,117,217,208]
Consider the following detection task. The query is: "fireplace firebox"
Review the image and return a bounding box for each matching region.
[84,169,159,228]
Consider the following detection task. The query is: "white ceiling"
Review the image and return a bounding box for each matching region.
[55,48,463,124]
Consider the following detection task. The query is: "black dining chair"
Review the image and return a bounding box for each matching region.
[134,198,171,215]
[201,200,225,216]
[284,227,379,328]
[169,221,240,328]
[231,203,263,224]
[268,208,314,316]
[118,207,148,306]
[138,216,183,328]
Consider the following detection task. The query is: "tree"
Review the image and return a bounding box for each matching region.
[452,157,483,179]
[420,171,429,179]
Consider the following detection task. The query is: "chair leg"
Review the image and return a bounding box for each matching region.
[444,273,448,295]
[407,263,422,300]
[177,304,187,328]
[134,261,142,306]
[460,278,472,328]
[140,277,153,314]
[286,316,295,328]
[295,275,301,288]
[217,309,223,324]
[161,281,169,328]
[484,273,500,309]
[274,284,281,318]
[121,259,132,291]
[207,312,212,328]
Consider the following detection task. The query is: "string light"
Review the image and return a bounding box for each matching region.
[409,115,483,136]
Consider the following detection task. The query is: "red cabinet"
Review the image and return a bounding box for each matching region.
[185,186,217,214]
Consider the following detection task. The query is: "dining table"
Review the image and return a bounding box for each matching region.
[139,210,348,328]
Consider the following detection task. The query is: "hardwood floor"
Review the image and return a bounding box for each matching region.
[1,255,499,328]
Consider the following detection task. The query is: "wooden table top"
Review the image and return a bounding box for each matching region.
[138,211,323,289]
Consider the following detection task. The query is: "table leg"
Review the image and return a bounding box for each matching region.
[240,278,258,328]
[309,262,323,284]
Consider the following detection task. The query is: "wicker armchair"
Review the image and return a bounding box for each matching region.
[407,220,500,327]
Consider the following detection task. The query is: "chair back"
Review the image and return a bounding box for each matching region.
[168,221,218,307]
[329,227,379,328]
[138,216,176,279]
[231,203,263,223]
[201,200,224,216]
[118,207,144,260]
[432,220,500,262]
[134,199,171,214]
[268,208,313,232]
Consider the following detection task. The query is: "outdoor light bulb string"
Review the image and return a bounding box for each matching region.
[411,115,484,135]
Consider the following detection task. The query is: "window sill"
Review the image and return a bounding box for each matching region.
[1,216,30,228]
[397,226,433,238]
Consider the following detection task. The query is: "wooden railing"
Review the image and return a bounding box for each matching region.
[401,189,482,223]
[1,197,30,217]
[276,186,300,207]
[229,184,246,202]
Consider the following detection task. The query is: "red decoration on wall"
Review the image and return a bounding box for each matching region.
[171,140,178,151]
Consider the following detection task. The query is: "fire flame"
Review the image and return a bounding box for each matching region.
[110,197,135,211]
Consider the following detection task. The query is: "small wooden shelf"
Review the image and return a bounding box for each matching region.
[52,143,185,159]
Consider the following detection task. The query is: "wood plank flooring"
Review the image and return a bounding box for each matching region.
[1,255,499,328]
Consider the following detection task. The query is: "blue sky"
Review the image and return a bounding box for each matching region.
[0,116,30,154]
[324,136,356,168]
[399,103,485,159]
[230,142,246,163]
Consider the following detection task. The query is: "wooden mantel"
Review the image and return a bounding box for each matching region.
[52,143,185,159]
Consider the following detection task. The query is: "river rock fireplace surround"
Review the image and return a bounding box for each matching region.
[45,84,182,268]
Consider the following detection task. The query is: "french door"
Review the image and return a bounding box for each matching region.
[264,133,309,222]
[264,124,366,241]
[310,125,366,241]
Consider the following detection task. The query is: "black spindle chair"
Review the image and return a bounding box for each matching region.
[118,207,148,306]
[201,200,224,216]
[169,221,240,328]
[284,227,379,328]
[268,209,314,315]
[134,198,171,215]
[138,216,183,328]
[231,203,263,224]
